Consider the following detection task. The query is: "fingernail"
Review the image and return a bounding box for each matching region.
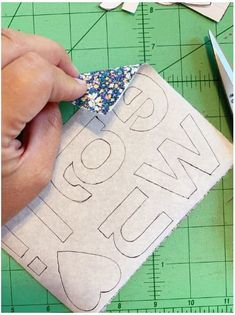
[74,78,87,85]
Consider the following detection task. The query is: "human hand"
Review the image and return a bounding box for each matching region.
[2,29,87,224]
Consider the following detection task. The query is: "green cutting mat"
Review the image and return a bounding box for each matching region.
[1,2,233,313]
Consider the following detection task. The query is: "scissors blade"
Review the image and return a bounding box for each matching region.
[209,30,233,113]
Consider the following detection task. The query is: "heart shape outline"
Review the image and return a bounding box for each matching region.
[57,251,121,311]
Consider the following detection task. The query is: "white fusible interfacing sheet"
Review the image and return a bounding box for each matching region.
[184,2,230,22]
[2,64,233,312]
[100,2,229,22]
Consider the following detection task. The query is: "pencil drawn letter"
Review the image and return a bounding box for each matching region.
[114,73,168,132]
[99,187,173,258]
[135,115,220,198]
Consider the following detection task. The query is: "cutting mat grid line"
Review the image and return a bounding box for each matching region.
[1,2,233,313]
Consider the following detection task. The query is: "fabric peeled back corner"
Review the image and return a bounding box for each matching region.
[73,65,140,114]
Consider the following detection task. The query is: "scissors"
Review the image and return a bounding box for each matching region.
[209,30,233,114]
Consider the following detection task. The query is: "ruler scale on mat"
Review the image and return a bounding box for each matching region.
[1,2,233,313]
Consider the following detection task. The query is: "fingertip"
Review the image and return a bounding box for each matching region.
[58,59,79,78]
[74,78,87,86]
[71,64,79,77]
[49,65,87,102]
[57,49,79,77]
[72,78,87,100]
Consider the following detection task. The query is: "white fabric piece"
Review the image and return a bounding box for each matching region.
[100,2,139,13]
[100,2,229,22]
[185,2,229,22]
[2,64,233,312]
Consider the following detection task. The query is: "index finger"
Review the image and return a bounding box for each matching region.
[1,28,78,77]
